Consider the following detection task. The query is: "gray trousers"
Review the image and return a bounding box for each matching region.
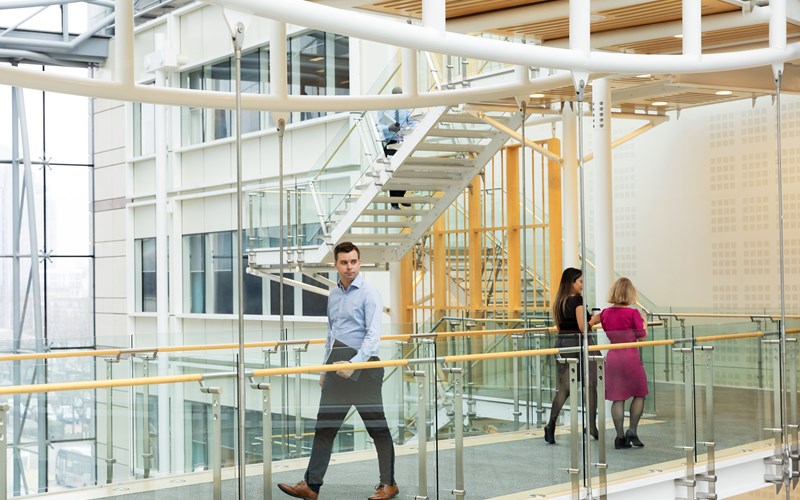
[304,364,395,487]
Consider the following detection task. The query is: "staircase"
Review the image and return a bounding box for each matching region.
[249,106,523,269]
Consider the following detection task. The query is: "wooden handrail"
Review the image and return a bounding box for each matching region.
[0,328,790,396]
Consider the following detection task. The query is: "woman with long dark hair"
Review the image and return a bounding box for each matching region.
[544,267,600,444]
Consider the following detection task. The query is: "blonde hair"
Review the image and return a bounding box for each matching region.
[607,277,637,306]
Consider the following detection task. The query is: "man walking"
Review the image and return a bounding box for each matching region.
[277,242,399,500]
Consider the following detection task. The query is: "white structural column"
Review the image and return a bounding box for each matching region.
[592,78,614,305]
[114,0,133,85]
[153,32,172,475]
[682,0,701,58]
[562,103,579,268]
[422,0,445,34]
[770,0,786,79]
[269,20,288,97]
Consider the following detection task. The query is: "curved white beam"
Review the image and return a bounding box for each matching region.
[202,0,800,74]
[0,63,575,110]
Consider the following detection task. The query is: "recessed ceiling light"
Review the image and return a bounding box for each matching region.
[715,90,733,96]
[651,101,668,106]
[636,74,651,79]
[674,34,683,39]
[590,14,606,21]
[530,93,545,98]
[309,56,324,62]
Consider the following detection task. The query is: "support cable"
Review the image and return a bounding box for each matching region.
[575,80,594,499]
[774,71,791,496]
[232,22,248,499]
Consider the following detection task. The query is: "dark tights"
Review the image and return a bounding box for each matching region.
[548,358,598,434]
[611,397,644,438]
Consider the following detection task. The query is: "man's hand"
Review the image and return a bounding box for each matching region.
[319,372,325,386]
[334,360,355,379]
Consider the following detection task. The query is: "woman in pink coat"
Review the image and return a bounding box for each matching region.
[599,277,648,450]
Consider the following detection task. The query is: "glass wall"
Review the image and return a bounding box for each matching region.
[0,68,96,495]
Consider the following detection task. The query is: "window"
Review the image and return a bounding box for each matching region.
[182,69,204,145]
[134,238,157,312]
[177,30,349,146]
[206,60,232,140]
[186,234,205,313]
[209,231,234,314]
[183,231,235,315]
[133,101,155,156]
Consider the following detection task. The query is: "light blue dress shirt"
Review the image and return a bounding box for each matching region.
[377,108,415,141]
[324,273,383,364]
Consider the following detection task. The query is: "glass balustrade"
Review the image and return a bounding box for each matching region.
[2,318,799,498]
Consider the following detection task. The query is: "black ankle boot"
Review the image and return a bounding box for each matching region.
[543,422,556,444]
[614,436,631,449]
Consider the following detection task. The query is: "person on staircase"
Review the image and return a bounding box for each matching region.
[544,267,601,445]
[277,242,399,500]
[377,86,416,209]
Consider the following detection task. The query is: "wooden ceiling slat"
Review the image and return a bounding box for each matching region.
[497,0,738,41]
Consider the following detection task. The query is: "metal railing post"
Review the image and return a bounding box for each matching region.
[141,355,153,478]
[511,334,521,430]
[397,341,407,445]
[534,333,545,427]
[695,346,717,500]
[763,338,786,485]
[412,369,429,500]
[592,355,607,500]
[673,346,696,499]
[293,344,308,458]
[464,323,476,430]
[0,403,9,500]
[201,385,223,500]
[566,357,580,500]
[444,366,465,499]
[250,379,272,500]
[787,338,799,487]
[103,357,119,484]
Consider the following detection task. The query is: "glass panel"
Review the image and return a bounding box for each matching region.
[45,164,93,256]
[43,68,90,165]
[242,254,262,315]
[301,274,328,316]
[50,441,96,491]
[141,238,157,313]
[270,272,295,316]
[205,60,232,140]
[184,233,205,313]
[694,321,773,458]
[45,257,94,348]
[134,101,156,157]
[331,33,349,96]
[48,358,96,441]
[181,69,204,145]
[289,31,326,122]
[241,50,261,134]
[208,231,234,314]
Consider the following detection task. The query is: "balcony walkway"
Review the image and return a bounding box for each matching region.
[31,383,777,499]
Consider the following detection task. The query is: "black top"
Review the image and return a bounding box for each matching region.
[556,295,595,349]
[558,295,584,333]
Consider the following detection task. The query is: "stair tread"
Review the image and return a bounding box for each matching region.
[428,128,495,138]
[404,157,473,166]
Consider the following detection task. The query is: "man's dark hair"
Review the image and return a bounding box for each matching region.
[333,241,360,260]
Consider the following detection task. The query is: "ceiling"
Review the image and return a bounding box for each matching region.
[320,0,800,114]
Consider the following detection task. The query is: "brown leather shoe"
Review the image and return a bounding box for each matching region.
[368,483,399,500]
[277,480,318,500]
